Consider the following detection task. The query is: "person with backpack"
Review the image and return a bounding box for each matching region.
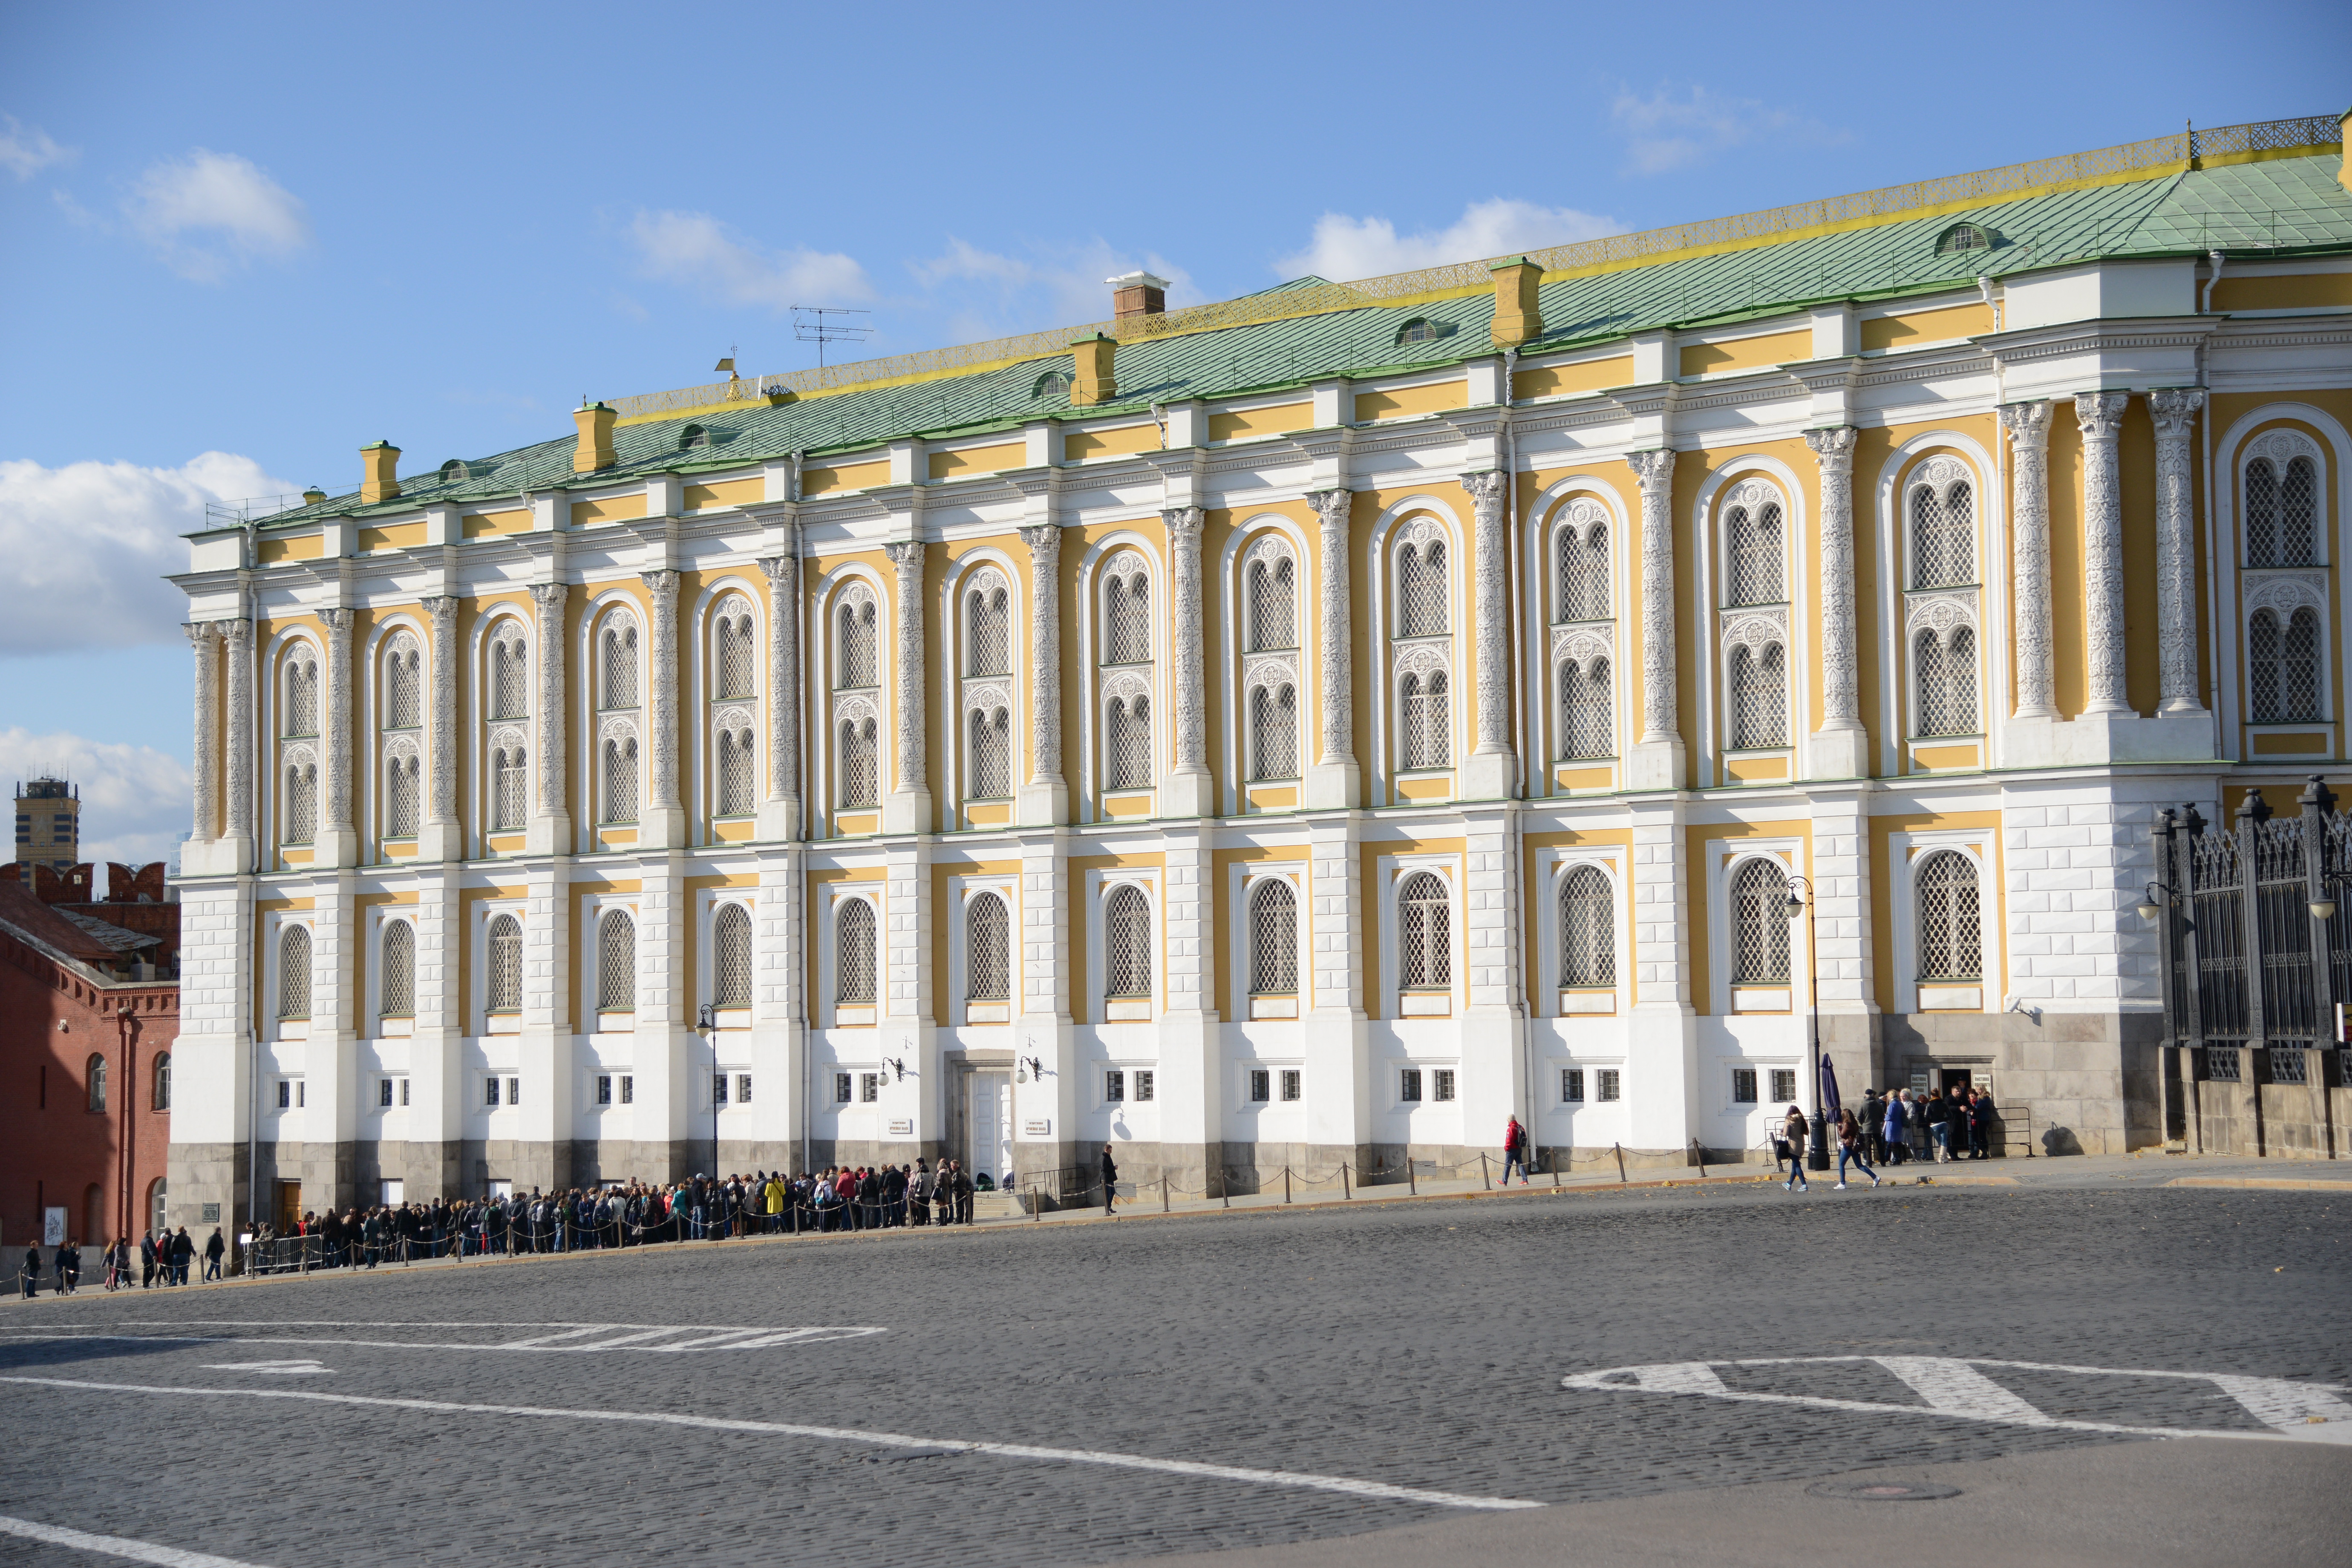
[1500,1115,1531,1185]
[1778,1105,1811,1192]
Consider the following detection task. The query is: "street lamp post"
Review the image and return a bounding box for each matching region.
[700,1003,719,1178]
[1784,875,1830,1172]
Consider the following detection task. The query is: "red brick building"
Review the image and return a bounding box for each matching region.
[0,868,178,1282]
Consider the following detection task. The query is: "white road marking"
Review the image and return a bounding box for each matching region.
[0,1375,1543,1513]
[1563,1355,2352,1444]
[196,1360,329,1375]
[0,1319,882,1355]
[0,1512,276,1568]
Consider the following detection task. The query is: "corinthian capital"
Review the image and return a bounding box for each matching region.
[1017,522,1061,561]
[1802,425,1858,473]
[1460,470,1508,510]
[528,581,567,616]
[1161,505,1204,539]
[2075,391,2131,440]
[1304,488,1352,528]
[639,568,679,610]
[1626,448,1675,493]
[2148,386,2205,439]
[1998,399,2052,447]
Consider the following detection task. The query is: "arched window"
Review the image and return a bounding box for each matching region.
[1104,885,1152,998]
[602,737,639,823]
[1033,370,1073,399]
[492,749,527,830]
[1558,865,1615,988]
[600,618,639,710]
[1557,519,1610,621]
[1400,540,1448,636]
[1397,871,1451,990]
[1910,476,1976,588]
[487,914,522,1012]
[1105,571,1151,664]
[836,899,877,1005]
[715,606,756,700]
[1936,222,1994,254]
[712,903,752,1009]
[1247,555,1296,651]
[1396,317,1441,345]
[386,634,422,729]
[1729,643,1787,749]
[490,629,528,720]
[716,728,756,816]
[278,925,312,1019]
[1401,672,1450,769]
[837,592,878,689]
[1915,851,1981,983]
[965,892,1009,1002]
[1249,684,1297,780]
[1732,859,1791,985]
[1107,696,1152,790]
[386,753,419,837]
[149,1179,167,1238]
[439,458,470,485]
[839,717,878,807]
[152,1052,170,1112]
[1727,499,1784,605]
[2247,455,2320,567]
[285,758,318,843]
[597,909,636,1012]
[1915,627,1980,737]
[380,920,415,1016]
[1248,878,1297,994]
[970,707,1012,798]
[1559,658,1612,759]
[968,579,1010,675]
[679,423,711,450]
[2250,606,2322,722]
[86,1053,107,1113]
[285,651,319,736]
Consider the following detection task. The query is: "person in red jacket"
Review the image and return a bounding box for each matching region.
[1501,1115,1531,1185]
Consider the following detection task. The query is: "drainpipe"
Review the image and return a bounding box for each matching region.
[1975,276,2002,333]
[2200,250,2225,314]
[1499,345,1538,1145]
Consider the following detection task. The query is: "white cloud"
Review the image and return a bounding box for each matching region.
[0,726,190,869]
[0,113,73,179]
[909,238,1196,332]
[0,451,300,653]
[122,148,311,281]
[1273,198,1620,283]
[628,210,871,312]
[1609,84,1850,176]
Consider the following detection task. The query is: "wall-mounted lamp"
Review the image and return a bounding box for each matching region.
[1023,1055,1043,1081]
[886,1058,905,1082]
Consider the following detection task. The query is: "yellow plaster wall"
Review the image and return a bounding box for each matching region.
[463,508,530,540]
[2210,272,2352,312]
[2119,399,2164,716]
[928,441,1029,481]
[683,477,763,511]
[1208,402,1312,443]
[1861,301,1995,352]
[1683,820,1813,1014]
[801,458,891,496]
[1869,811,2003,1015]
[2047,405,2089,719]
[357,522,427,554]
[1514,357,1634,401]
[1064,422,1163,461]
[1355,380,1467,423]
[256,533,323,565]
[1679,328,1813,379]
[570,494,647,529]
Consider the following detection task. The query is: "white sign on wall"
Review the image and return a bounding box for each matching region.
[42,1208,65,1246]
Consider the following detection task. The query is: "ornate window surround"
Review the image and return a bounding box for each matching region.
[1217,517,1312,813]
[263,909,316,1044]
[1883,830,1998,1015]
[690,578,765,834]
[1374,852,1464,1020]
[1223,862,1306,1020]
[1532,846,1627,1018]
[578,889,640,1030]
[366,617,428,853]
[1081,867,1163,1021]
[1701,839,1807,1018]
[470,608,535,853]
[945,873,1018,1027]
[364,907,418,1038]
[579,594,645,840]
[1897,452,1986,748]
[1075,531,1164,821]
[468,896,527,1037]
[1869,432,2007,774]
[266,628,325,853]
[2231,423,2337,737]
[818,883,884,1027]
[1368,500,1464,793]
[1523,482,1626,784]
[945,551,1022,815]
[1693,462,1805,776]
[695,888,759,1021]
[814,566,890,830]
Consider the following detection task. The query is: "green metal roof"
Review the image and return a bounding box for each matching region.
[254,150,2352,530]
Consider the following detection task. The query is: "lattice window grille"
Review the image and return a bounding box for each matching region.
[285,762,317,844]
[1914,850,1981,982]
[1732,858,1791,984]
[1915,627,1979,737]
[387,640,422,729]
[712,903,752,1008]
[277,925,311,1018]
[1104,884,1153,997]
[716,609,755,700]
[1106,571,1152,665]
[965,892,1009,1001]
[285,656,318,736]
[1559,659,1613,759]
[2247,458,2280,565]
[1248,878,1298,994]
[1108,696,1152,790]
[1729,643,1788,749]
[2282,456,2319,565]
[2282,608,2322,721]
[839,718,878,807]
[1398,871,1451,989]
[971,707,1012,798]
[491,635,527,720]
[836,899,877,1004]
[1249,557,1297,651]
[602,621,640,710]
[1558,865,1616,987]
[602,737,639,823]
[1402,671,1450,769]
[838,596,878,689]
[493,748,527,830]
[1401,541,1448,636]
[597,910,636,1011]
[1911,481,1977,588]
[487,914,522,1012]
[1249,684,1297,780]
[1558,522,1610,621]
[387,755,420,837]
[1728,502,1785,605]
[968,583,1011,675]
[380,920,415,1015]
[717,728,756,816]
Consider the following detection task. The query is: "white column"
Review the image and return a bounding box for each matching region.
[408,865,463,1198]
[882,539,931,835]
[1804,427,1868,778]
[224,619,254,857]
[1304,488,1359,810]
[634,860,689,1175]
[754,846,807,1175]
[881,835,936,1166]
[1303,811,1367,1173]
[1809,787,1876,1104]
[2149,388,2208,714]
[319,606,358,867]
[1626,449,1683,790]
[187,622,220,847]
[1163,505,1213,818]
[1017,829,1075,1183]
[306,872,358,1210]
[1625,794,1698,1157]
[1016,524,1067,825]
[421,596,461,862]
[1157,821,1216,1188]
[1462,470,1517,801]
[756,532,802,842]
[2077,392,2133,715]
[520,857,574,1191]
[2001,401,2058,720]
[640,569,685,848]
[1460,803,1528,1130]
[527,582,570,855]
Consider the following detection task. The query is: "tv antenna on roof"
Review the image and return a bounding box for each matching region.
[792,306,872,369]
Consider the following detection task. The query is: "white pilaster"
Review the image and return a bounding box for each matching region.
[1626,449,1685,790]
[640,570,686,849]
[1157,821,1217,1180]
[318,606,359,868]
[1304,488,1360,810]
[526,581,571,856]
[1303,810,1368,1159]
[882,538,932,835]
[2077,392,2133,715]
[187,622,220,848]
[756,532,802,843]
[1016,828,1074,1177]
[1461,471,1518,801]
[1804,426,1868,778]
[2149,388,2208,715]
[1460,802,1528,1126]
[2002,401,2059,721]
[1625,794,1698,1154]
[1017,523,1068,826]
[1162,505,1213,818]
[420,595,462,862]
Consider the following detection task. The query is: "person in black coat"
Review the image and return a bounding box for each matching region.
[19,1245,41,1299]
[1100,1144,1119,1216]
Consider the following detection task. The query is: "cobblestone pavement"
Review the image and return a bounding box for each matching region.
[0,1182,2345,1567]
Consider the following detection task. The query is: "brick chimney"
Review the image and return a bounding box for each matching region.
[360,442,401,504]
[1488,257,1544,349]
[574,401,617,473]
[1071,334,1118,407]
[1107,270,1171,322]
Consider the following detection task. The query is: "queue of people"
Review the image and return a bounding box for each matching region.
[14,1224,226,1298]
[1773,1084,2001,1193]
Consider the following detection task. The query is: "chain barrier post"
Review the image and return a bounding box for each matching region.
[1283,1166,1291,1204]
[1552,1148,1562,1188]
[1614,1142,1627,1183]
[1481,1152,1491,1190]
[1407,1157,1417,1195]
[1692,1138,1707,1177]
[1031,1178,1041,1221]
[1340,1161,1351,1200]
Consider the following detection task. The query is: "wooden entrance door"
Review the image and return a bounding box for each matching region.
[276,1180,302,1232]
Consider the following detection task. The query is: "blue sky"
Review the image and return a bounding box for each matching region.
[3,0,2347,863]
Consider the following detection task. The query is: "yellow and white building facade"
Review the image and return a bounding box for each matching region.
[167,112,2352,1219]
